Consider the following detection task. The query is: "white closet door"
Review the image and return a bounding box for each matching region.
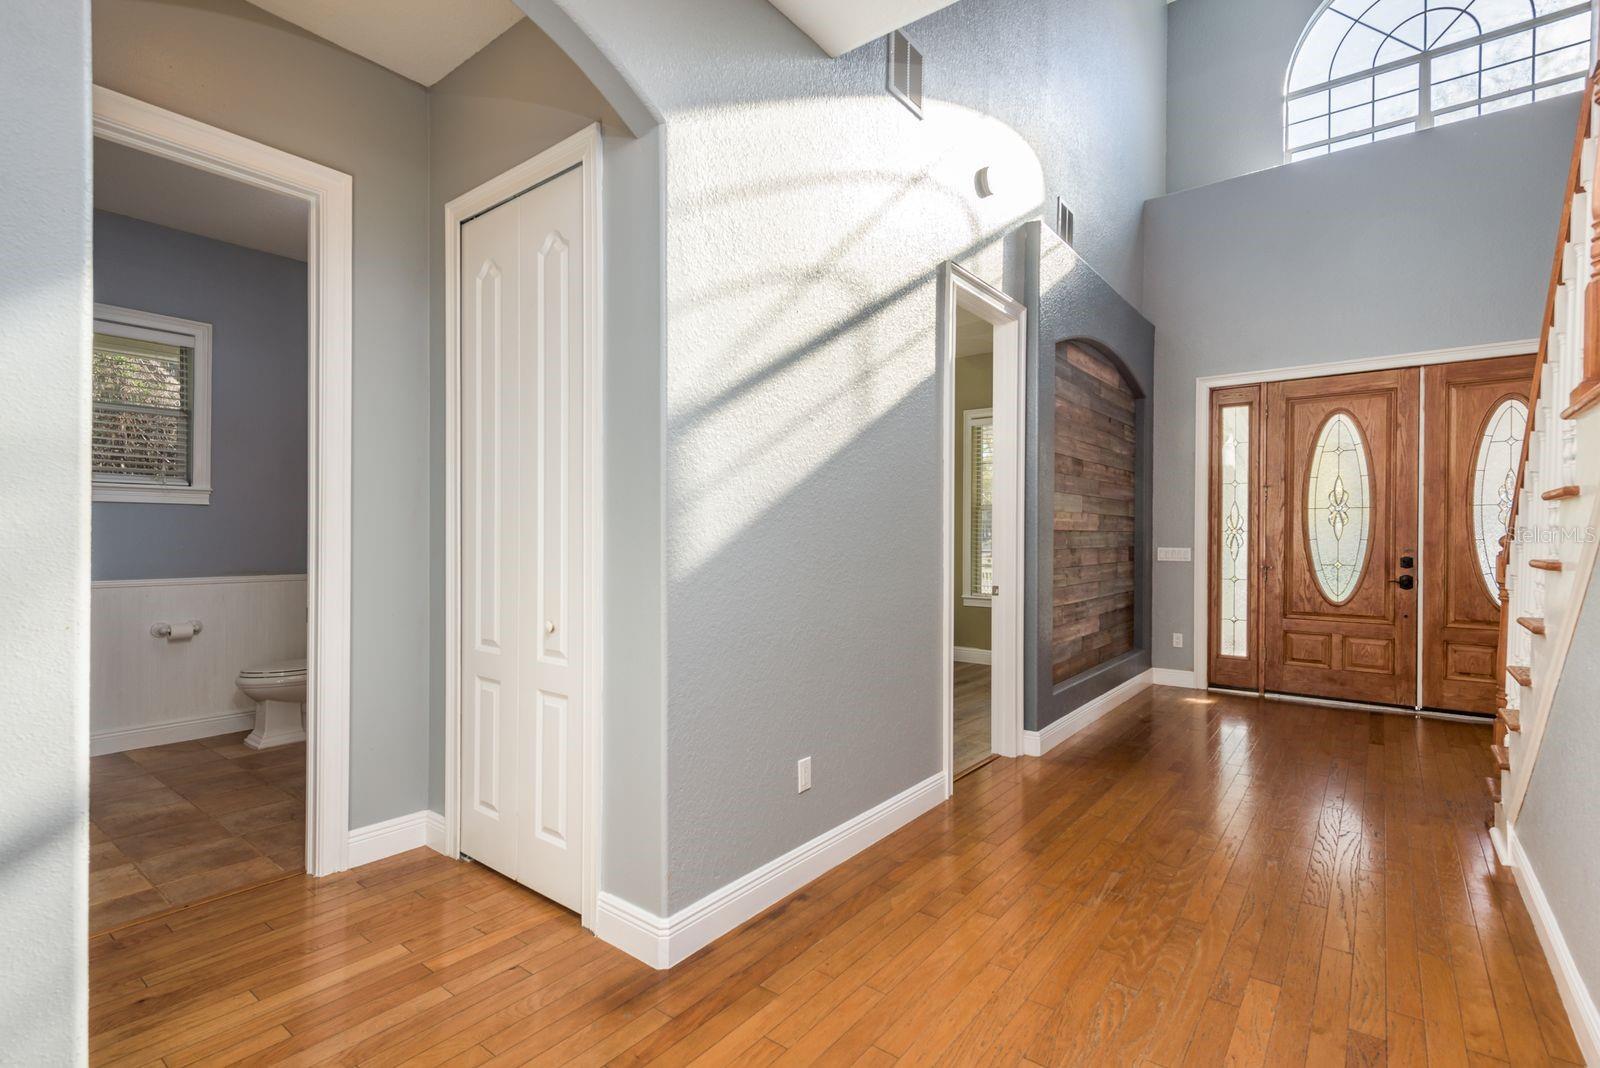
[459,167,585,912]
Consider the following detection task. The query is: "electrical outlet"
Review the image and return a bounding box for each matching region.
[797,756,812,794]
[1172,632,1184,649]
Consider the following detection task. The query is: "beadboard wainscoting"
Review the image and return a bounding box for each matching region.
[91,574,307,755]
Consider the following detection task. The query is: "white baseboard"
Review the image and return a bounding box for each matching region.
[952,646,992,665]
[1024,669,1152,757]
[595,772,946,969]
[1151,667,1198,688]
[1505,825,1600,1065]
[347,810,447,868]
[91,710,257,756]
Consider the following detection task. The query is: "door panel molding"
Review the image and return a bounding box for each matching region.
[1262,368,1419,706]
[445,126,604,929]
[1421,354,1536,711]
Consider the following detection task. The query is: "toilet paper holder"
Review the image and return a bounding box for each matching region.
[151,620,204,640]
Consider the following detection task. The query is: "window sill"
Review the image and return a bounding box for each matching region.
[962,595,993,608]
[93,483,211,506]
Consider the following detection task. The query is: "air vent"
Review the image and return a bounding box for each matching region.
[887,30,923,118]
[1055,197,1075,246]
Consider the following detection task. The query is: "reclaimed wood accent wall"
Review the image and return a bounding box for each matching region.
[1053,341,1137,684]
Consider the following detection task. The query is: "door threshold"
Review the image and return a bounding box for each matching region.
[1210,686,1495,724]
[953,753,1000,781]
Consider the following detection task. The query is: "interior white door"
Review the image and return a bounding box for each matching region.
[459,167,585,913]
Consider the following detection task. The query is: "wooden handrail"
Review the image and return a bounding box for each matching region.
[1492,65,1598,750]
[1576,73,1600,419]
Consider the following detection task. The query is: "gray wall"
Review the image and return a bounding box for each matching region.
[1143,97,1575,672]
[530,0,1167,912]
[94,0,433,829]
[1166,0,1322,191]
[424,17,670,910]
[0,0,91,1062]
[92,211,308,581]
[1025,223,1155,731]
[1517,571,1600,1013]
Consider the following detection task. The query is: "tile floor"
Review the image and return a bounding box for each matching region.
[89,732,304,933]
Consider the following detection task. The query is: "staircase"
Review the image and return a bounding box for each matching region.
[1491,66,1600,854]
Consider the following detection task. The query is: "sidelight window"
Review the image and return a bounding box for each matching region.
[1218,405,1252,656]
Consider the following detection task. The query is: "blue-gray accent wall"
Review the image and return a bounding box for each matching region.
[92,210,307,581]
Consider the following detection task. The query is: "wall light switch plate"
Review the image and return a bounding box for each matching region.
[1172,632,1184,649]
[1157,547,1192,562]
[798,756,812,794]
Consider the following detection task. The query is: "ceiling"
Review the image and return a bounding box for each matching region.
[956,308,992,358]
[244,0,524,86]
[95,139,309,261]
[764,0,959,57]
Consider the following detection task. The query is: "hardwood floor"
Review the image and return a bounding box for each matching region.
[91,733,305,934]
[953,661,992,778]
[88,687,1584,1066]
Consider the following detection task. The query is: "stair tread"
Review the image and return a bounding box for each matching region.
[1517,615,1547,635]
[1508,664,1533,688]
[1486,776,1502,804]
[1490,744,1511,771]
[1530,558,1564,572]
[1542,485,1581,500]
[1498,706,1522,732]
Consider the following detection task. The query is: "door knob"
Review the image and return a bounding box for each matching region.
[545,620,556,634]
[1393,575,1415,590]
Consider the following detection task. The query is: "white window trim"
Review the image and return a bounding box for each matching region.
[92,303,212,505]
[962,406,994,608]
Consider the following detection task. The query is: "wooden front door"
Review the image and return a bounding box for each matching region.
[1421,355,1535,712]
[1262,368,1420,705]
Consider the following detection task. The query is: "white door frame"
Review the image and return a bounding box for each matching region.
[92,87,355,877]
[1188,337,1538,694]
[940,262,1026,794]
[443,126,605,929]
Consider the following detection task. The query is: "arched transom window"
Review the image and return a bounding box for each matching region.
[1286,0,1594,160]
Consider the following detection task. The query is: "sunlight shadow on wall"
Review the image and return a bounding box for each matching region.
[663,96,1046,579]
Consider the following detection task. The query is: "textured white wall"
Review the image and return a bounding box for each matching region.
[529,0,1167,912]
[0,0,91,1061]
[1166,0,1323,191]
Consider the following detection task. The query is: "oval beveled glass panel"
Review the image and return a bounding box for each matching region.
[1305,412,1371,603]
[1472,398,1527,605]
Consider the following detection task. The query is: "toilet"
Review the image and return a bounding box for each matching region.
[237,658,307,749]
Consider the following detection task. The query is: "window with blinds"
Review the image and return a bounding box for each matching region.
[93,332,194,485]
[964,410,995,601]
[91,307,211,504]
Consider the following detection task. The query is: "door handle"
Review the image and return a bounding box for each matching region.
[1393,575,1415,590]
